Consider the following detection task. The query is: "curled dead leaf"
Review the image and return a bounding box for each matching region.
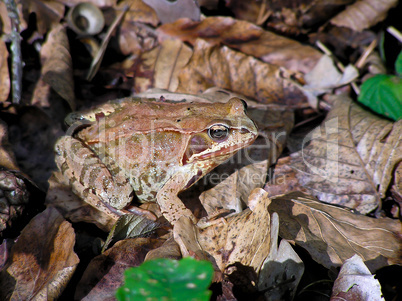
[268,191,402,272]
[177,38,305,105]
[175,188,274,273]
[39,24,75,110]
[330,0,398,32]
[75,238,163,300]
[157,16,322,73]
[291,95,402,214]
[0,207,79,300]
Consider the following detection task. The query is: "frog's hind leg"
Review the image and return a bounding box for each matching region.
[55,136,134,219]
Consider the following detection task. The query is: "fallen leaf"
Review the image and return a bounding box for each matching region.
[75,237,163,300]
[145,237,182,261]
[157,16,322,73]
[199,160,269,216]
[103,214,160,251]
[134,39,193,92]
[0,119,18,171]
[115,0,158,56]
[330,254,384,301]
[0,40,10,102]
[330,0,398,32]
[303,55,358,109]
[38,24,75,110]
[176,38,306,105]
[143,0,200,24]
[21,0,64,36]
[291,95,402,214]
[0,207,79,300]
[268,191,402,272]
[258,216,304,301]
[175,188,274,273]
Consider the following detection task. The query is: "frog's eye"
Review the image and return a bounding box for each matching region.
[208,124,229,141]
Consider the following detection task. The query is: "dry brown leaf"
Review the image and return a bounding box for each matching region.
[176,38,305,105]
[175,188,274,273]
[56,0,117,7]
[143,0,200,24]
[290,95,402,213]
[75,238,163,300]
[0,207,79,300]
[145,237,182,261]
[258,222,304,301]
[21,0,64,36]
[117,0,159,55]
[157,16,322,73]
[268,191,402,272]
[133,39,192,92]
[37,24,75,110]
[0,120,18,170]
[200,160,269,216]
[330,255,384,301]
[0,40,10,102]
[330,0,398,32]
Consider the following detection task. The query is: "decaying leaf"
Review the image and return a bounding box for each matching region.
[21,0,64,36]
[103,214,160,251]
[36,24,75,110]
[177,38,306,105]
[174,188,274,273]
[258,214,304,301]
[143,0,200,24]
[157,16,322,73]
[330,255,384,301]
[0,120,18,171]
[134,39,193,92]
[0,207,79,300]
[199,160,269,216]
[75,237,163,300]
[330,0,398,32]
[0,40,10,102]
[302,55,358,109]
[268,191,402,272]
[291,95,402,214]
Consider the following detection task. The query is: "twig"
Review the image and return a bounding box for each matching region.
[4,0,22,104]
[355,39,377,69]
[387,26,402,43]
[86,5,130,81]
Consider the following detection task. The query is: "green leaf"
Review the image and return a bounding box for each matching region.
[395,50,402,76]
[358,74,402,120]
[116,257,214,301]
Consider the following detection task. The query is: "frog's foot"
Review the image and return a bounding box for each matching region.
[125,205,158,221]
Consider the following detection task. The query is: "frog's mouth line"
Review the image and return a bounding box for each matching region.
[184,134,257,164]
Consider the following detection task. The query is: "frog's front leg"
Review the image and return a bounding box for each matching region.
[157,172,197,225]
[55,136,137,220]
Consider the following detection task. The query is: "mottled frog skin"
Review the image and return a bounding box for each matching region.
[55,96,258,225]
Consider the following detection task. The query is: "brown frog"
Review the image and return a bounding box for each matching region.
[55,95,258,226]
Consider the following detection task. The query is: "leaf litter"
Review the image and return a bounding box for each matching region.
[0,0,401,300]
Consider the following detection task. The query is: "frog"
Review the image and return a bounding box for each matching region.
[54,95,258,226]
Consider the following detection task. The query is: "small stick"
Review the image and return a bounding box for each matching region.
[4,0,22,104]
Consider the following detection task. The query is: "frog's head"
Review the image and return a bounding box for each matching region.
[182,97,258,166]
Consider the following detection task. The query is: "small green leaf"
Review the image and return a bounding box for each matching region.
[358,74,402,120]
[116,257,214,301]
[395,50,402,76]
